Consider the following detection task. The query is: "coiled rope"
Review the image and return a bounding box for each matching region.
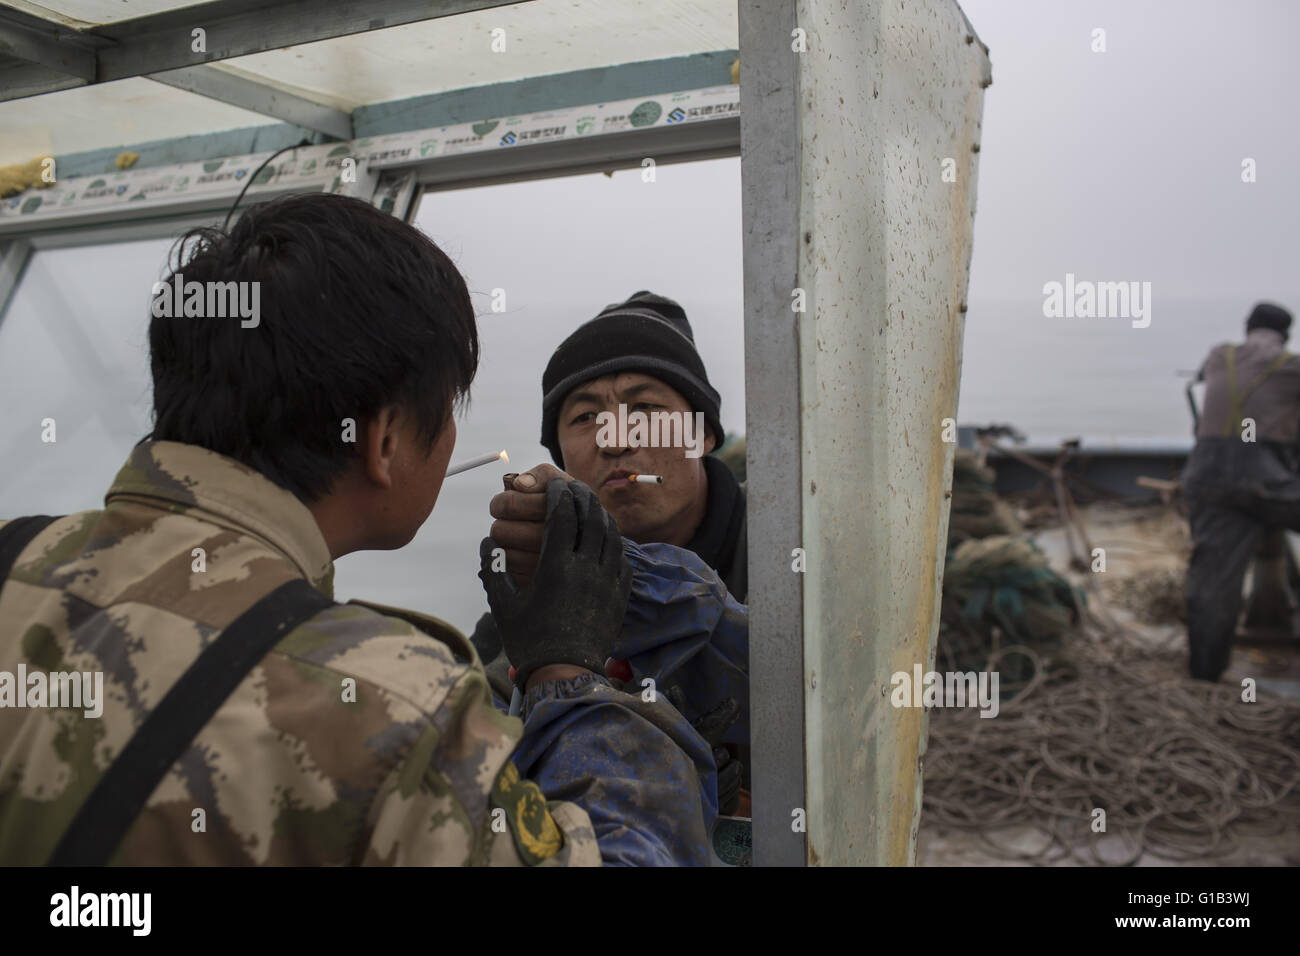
[923,622,1300,865]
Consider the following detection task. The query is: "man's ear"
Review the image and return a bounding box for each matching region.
[362,405,402,489]
[704,424,718,456]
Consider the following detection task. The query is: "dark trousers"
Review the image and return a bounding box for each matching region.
[1184,439,1300,680]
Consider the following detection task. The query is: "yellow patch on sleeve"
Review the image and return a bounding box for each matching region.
[491,762,563,864]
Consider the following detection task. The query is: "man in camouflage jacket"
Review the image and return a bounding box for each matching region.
[0,194,716,866]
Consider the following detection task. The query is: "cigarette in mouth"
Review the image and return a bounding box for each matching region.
[626,474,663,485]
[445,449,508,477]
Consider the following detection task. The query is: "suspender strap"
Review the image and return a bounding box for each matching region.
[1223,345,1292,437]
[47,577,336,866]
[0,515,59,589]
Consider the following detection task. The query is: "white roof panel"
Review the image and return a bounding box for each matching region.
[1,0,736,166]
[216,0,736,109]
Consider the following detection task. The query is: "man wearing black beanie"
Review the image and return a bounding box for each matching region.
[538,291,745,595]
[470,292,750,815]
[1183,301,1300,681]
[484,290,746,602]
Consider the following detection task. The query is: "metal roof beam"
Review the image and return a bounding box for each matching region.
[0,238,33,325]
[0,59,85,99]
[0,6,96,81]
[415,120,740,192]
[0,0,532,103]
[146,66,354,141]
[96,0,533,82]
[0,5,99,99]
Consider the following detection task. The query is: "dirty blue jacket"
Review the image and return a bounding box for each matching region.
[615,541,749,747]
[511,541,750,860]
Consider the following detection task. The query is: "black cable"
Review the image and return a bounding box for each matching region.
[221,139,311,231]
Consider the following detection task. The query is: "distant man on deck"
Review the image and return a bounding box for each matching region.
[1184,301,1300,681]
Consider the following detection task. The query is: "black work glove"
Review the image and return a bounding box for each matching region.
[469,610,503,664]
[468,611,514,703]
[668,686,742,816]
[478,477,632,689]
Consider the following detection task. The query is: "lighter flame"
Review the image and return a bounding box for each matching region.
[500,449,509,464]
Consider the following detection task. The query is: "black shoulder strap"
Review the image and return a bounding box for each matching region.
[48,577,336,866]
[0,515,60,588]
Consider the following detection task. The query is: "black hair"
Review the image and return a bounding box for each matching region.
[1244,301,1293,343]
[147,192,478,502]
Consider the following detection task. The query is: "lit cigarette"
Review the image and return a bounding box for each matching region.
[627,473,663,484]
[446,449,508,477]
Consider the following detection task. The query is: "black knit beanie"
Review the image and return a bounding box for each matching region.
[1245,301,1293,339]
[540,291,723,467]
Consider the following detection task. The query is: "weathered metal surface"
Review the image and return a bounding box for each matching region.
[739,0,806,868]
[793,0,990,865]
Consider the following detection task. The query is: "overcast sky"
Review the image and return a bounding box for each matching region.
[959,0,1299,304]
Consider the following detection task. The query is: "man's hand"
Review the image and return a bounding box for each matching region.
[478,477,631,689]
[489,463,573,586]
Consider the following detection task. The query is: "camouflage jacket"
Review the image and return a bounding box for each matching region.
[0,441,716,865]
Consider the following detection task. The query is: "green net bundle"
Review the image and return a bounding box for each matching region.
[939,534,1084,686]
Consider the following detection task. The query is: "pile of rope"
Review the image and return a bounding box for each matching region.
[940,450,1081,684]
[927,443,1300,863]
[923,622,1300,864]
[939,535,1082,684]
[1103,564,1187,625]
